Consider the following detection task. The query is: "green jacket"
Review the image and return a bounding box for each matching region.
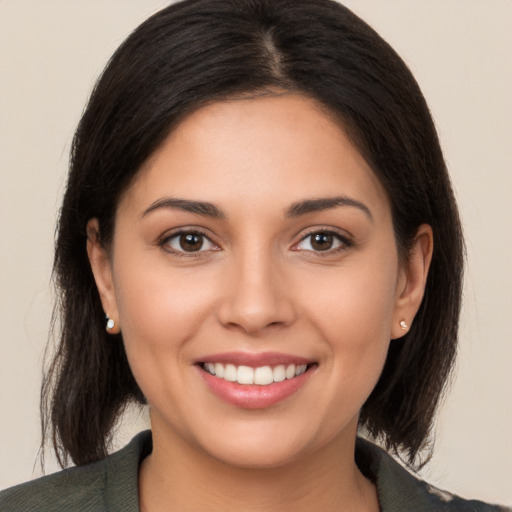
[0,431,509,511]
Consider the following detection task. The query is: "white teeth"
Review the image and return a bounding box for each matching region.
[272,365,286,383]
[214,362,224,378]
[295,364,307,376]
[203,362,310,386]
[237,366,254,384]
[285,364,296,379]
[224,364,237,382]
[254,366,274,385]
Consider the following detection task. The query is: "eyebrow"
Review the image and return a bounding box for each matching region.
[141,195,372,221]
[286,196,373,221]
[142,198,226,219]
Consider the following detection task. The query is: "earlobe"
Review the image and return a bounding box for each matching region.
[86,219,120,333]
[391,224,433,340]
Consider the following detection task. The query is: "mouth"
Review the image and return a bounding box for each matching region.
[195,353,317,408]
[199,362,314,386]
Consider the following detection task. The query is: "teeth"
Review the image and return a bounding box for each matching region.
[254,366,274,385]
[224,364,237,382]
[285,364,296,379]
[295,364,307,376]
[270,365,285,383]
[214,362,224,378]
[237,365,254,385]
[202,362,309,385]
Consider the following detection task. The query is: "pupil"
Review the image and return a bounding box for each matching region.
[311,233,333,251]
[180,233,203,251]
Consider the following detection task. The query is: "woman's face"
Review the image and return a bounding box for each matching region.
[89,94,429,468]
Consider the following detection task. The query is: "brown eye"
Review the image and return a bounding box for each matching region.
[164,231,216,254]
[179,233,204,252]
[310,233,334,251]
[295,230,350,253]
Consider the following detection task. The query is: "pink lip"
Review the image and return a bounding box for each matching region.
[197,351,312,367]
[196,352,317,409]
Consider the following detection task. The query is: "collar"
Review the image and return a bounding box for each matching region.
[106,431,504,512]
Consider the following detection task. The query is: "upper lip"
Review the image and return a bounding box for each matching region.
[196,351,315,367]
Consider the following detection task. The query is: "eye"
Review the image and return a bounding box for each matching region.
[163,231,217,253]
[294,230,350,252]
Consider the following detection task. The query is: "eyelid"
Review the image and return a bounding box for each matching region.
[159,227,220,255]
[292,227,353,253]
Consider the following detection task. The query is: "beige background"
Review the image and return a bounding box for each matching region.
[1,0,511,504]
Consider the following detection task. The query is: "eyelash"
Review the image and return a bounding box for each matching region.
[159,227,353,257]
[159,229,218,257]
[293,228,353,255]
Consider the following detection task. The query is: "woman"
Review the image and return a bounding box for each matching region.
[0,0,509,510]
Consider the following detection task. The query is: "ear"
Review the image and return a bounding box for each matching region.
[86,218,120,334]
[391,224,433,340]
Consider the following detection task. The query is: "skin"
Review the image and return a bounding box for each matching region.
[87,94,432,512]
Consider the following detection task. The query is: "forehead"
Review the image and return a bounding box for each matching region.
[119,94,390,219]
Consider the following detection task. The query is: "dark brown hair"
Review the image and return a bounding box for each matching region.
[43,0,463,469]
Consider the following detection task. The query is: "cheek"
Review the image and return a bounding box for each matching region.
[110,261,224,429]
[307,281,395,437]
[300,249,399,402]
[305,253,399,344]
[111,258,217,373]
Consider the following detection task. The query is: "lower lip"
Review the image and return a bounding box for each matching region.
[198,366,315,409]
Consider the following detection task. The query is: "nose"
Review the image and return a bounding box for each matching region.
[216,250,296,335]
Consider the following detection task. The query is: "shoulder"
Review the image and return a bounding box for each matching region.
[356,437,511,512]
[0,430,152,512]
[0,460,108,512]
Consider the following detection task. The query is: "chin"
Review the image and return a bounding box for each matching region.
[203,437,309,470]
[187,412,352,471]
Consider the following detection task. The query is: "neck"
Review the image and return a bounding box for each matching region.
[139,423,378,512]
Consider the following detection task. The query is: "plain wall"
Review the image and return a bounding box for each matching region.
[0,0,511,504]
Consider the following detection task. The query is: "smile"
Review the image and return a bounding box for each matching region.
[197,352,317,408]
[201,362,308,386]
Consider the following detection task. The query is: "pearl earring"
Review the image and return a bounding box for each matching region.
[400,320,408,331]
[106,314,115,331]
